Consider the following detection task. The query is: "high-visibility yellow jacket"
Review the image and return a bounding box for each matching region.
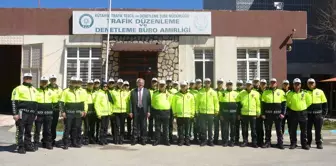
[94,89,113,117]
[151,90,172,110]
[171,92,195,118]
[286,90,312,111]
[111,89,130,113]
[236,90,261,116]
[196,88,219,114]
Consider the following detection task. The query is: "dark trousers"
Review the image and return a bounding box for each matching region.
[191,115,200,140]
[78,115,89,144]
[199,114,214,142]
[177,117,191,143]
[62,114,81,145]
[148,108,156,139]
[127,116,132,138]
[241,116,257,144]
[132,108,147,141]
[265,115,283,145]
[110,115,115,138]
[235,118,242,143]
[154,110,170,142]
[221,113,236,143]
[169,109,174,141]
[99,116,109,143]
[307,113,323,145]
[213,114,221,142]
[34,115,53,145]
[256,117,265,145]
[289,110,308,146]
[112,113,127,142]
[16,112,35,148]
[281,114,291,134]
[51,110,59,142]
[87,113,99,142]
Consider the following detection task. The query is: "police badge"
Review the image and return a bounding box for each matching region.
[316,92,319,96]
[301,92,304,100]
[277,92,280,96]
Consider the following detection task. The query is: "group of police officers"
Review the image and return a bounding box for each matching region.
[11,73,328,154]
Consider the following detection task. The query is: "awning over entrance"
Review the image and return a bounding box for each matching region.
[111,43,164,52]
[321,77,336,82]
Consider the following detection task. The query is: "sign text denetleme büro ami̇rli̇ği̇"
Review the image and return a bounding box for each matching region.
[94,13,192,33]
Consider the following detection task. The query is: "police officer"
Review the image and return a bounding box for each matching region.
[235,80,244,145]
[236,80,260,148]
[281,80,291,134]
[148,77,158,140]
[34,76,55,150]
[220,80,239,147]
[256,79,267,147]
[83,80,95,145]
[286,78,311,150]
[166,77,178,143]
[108,78,115,138]
[111,79,129,144]
[152,80,172,146]
[93,78,101,142]
[11,73,38,154]
[48,74,63,147]
[214,78,225,145]
[196,78,219,146]
[172,81,195,146]
[192,78,202,144]
[94,81,113,145]
[306,78,328,149]
[261,78,286,149]
[60,77,86,149]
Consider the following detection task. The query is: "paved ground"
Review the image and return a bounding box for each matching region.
[1,126,336,166]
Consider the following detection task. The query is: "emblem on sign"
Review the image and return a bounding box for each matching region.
[79,14,94,29]
[193,14,208,31]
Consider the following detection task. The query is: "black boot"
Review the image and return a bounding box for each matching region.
[185,139,191,146]
[33,142,39,151]
[277,144,284,150]
[152,140,159,146]
[289,144,296,149]
[252,143,258,148]
[228,141,234,147]
[262,142,271,148]
[18,146,26,154]
[302,144,310,150]
[317,143,323,149]
[222,142,228,147]
[25,144,35,152]
[240,142,247,147]
[200,141,207,147]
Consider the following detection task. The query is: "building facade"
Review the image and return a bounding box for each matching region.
[0,8,306,112]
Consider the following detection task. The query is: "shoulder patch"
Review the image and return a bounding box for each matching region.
[13,90,16,96]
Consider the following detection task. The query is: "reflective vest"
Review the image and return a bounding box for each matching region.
[261,89,286,114]
[168,88,178,94]
[196,88,219,114]
[221,89,239,112]
[60,87,86,113]
[111,89,130,113]
[36,88,55,115]
[94,89,113,117]
[151,90,172,110]
[86,89,95,113]
[47,84,63,103]
[236,90,261,116]
[286,90,312,111]
[11,85,37,115]
[172,92,195,118]
[306,88,327,112]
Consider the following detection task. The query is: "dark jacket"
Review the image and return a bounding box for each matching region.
[129,88,151,114]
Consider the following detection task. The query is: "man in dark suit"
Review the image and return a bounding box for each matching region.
[129,78,151,145]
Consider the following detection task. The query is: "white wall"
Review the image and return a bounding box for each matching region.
[23,35,102,88]
[179,36,271,87]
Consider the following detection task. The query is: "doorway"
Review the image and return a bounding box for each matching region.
[0,45,22,114]
[119,51,158,88]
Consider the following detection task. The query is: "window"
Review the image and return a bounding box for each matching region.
[22,44,42,87]
[65,47,102,87]
[194,49,214,82]
[237,49,270,81]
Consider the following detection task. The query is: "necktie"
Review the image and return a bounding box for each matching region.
[138,88,142,107]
